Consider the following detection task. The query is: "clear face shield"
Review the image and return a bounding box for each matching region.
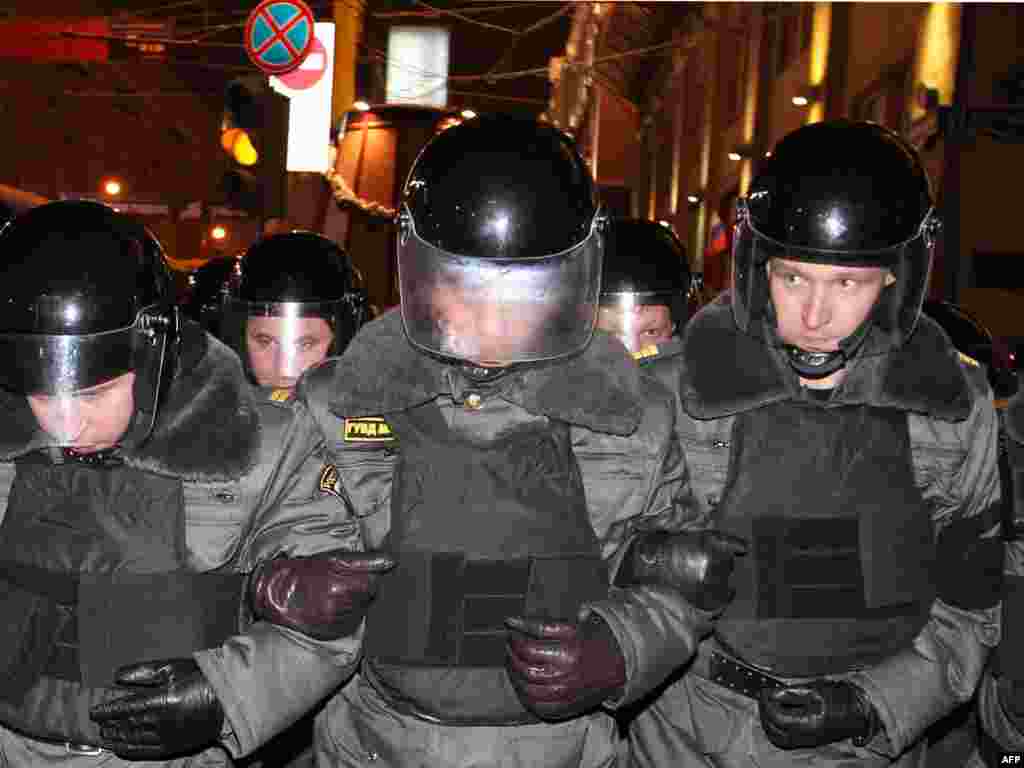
[397,208,604,366]
[0,318,171,450]
[731,201,938,367]
[224,298,341,389]
[596,293,676,354]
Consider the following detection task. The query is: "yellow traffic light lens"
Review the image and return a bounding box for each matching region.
[221,127,243,154]
[232,133,258,166]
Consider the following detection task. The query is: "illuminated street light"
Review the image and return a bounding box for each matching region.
[103,178,122,196]
[353,100,370,111]
[461,109,477,119]
[210,225,228,241]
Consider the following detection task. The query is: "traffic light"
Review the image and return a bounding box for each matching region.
[219,75,289,219]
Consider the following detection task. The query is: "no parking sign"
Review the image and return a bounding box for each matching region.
[245,0,315,75]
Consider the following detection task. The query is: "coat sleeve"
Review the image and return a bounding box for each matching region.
[577,374,717,708]
[850,367,1002,757]
[196,396,365,758]
[977,386,1024,752]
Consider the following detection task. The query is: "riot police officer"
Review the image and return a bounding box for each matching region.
[0,201,387,766]
[217,230,371,768]
[596,217,691,357]
[628,121,1003,767]
[977,384,1024,765]
[218,230,366,392]
[231,116,752,767]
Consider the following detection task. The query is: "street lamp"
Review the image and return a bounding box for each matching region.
[103,178,122,196]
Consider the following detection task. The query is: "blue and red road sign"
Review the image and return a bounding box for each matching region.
[245,0,315,76]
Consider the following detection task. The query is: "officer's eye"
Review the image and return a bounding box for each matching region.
[251,335,275,349]
[781,272,803,286]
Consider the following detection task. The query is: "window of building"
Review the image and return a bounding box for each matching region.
[800,4,814,52]
[721,31,749,126]
[766,4,812,76]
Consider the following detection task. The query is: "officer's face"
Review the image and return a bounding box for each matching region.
[597,303,674,353]
[27,372,135,452]
[768,258,891,353]
[428,281,556,367]
[246,316,334,389]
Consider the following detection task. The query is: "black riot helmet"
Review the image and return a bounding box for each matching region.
[397,115,605,366]
[0,199,179,446]
[183,256,242,339]
[222,231,366,387]
[732,120,939,378]
[598,218,691,353]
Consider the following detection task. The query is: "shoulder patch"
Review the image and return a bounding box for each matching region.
[958,351,980,369]
[632,343,659,361]
[318,464,343,499]
[343,416,395,442]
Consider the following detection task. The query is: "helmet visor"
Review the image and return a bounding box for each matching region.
[398,217,602,365]
[224,298,349,388]
[0,327,135,395]
[0,326,167,448]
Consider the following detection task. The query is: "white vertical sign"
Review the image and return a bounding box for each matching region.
[270,22,335,173]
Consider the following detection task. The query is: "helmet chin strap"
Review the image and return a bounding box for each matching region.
[782,345,848,379]
[460,363,510,383]
[780,316,875,381]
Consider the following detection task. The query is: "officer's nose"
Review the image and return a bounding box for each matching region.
[276,345,304,379]
[802,286,832,331]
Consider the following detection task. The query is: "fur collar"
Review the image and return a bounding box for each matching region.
[325,309,643,435]
[681,302,972,421]
[0,322,260,481]
[127,323,260,481]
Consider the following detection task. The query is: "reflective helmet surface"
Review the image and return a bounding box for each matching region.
[223,231,365,386]
[397,116,604,366]
[599,218,691,351]
[184,256,241,338]
[732,120,938,368]
[0,200,178,444]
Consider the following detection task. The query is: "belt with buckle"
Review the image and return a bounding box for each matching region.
[64,742,106,756]
[33,735,106,756]
[692,647,786,700]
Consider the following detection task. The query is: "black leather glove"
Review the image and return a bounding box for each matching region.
[615,530,748,611]
[90,658,223,759]
[249,549,395,640]
[505,613,626,722]
[759,680,879,750]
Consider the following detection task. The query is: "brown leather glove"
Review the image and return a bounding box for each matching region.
[504,613,626,721]
[615,530,748,612]
[249,549,395,640]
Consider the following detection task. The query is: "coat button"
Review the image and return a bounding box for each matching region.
[465,393,483,410]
